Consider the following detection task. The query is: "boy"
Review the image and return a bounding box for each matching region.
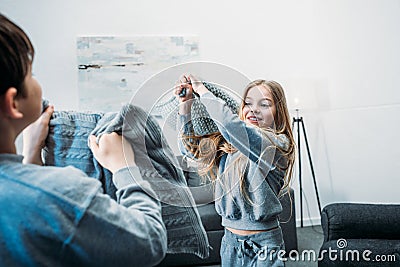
[0,13,167,266]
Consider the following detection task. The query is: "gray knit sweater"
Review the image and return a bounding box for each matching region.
[44,103,209,259]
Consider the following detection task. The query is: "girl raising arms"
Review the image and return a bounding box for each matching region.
[176,74,295,266]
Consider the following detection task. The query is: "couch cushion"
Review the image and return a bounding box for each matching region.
[197,204,222,232]
[321,203,400,241]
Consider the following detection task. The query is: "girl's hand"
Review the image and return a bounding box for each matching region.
[175,74,194,115]
[22,105,54,165]
[89,133,135,174]
[188,74,209,96]
[174,74,193,102]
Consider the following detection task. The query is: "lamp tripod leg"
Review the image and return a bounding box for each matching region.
[300,119,322,214]
[294,117,303,228]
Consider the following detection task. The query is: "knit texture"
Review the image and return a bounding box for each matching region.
[43,104,210,259]
[154,81,239,136]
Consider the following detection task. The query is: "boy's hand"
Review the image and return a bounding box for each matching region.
[89,133,136,174]
[22,105,54,165]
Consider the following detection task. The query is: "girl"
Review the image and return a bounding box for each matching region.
[175,74,295,267]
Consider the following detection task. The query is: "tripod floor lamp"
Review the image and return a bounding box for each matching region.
[292,109,322,227]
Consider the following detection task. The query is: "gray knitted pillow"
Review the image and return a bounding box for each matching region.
[154,82,239,136]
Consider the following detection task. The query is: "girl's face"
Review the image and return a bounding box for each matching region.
[242,85,276,129]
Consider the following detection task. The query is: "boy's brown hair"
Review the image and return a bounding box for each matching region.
[0,13,34,97]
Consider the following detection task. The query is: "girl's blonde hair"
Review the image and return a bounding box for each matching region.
[181,80,295,198]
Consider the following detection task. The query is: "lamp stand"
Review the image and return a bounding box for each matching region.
[292,109,322,227]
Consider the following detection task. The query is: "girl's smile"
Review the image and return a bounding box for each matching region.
[242,85,276,129]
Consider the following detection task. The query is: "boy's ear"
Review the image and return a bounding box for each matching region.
[0,88,24,119]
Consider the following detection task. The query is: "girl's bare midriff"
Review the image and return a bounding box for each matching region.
[226,226,277,236]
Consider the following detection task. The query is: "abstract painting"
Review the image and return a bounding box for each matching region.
[77,36,199,112]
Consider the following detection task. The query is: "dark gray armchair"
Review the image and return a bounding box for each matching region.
[318,203,400,267]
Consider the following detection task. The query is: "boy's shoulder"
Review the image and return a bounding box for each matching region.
[1,160,101,203]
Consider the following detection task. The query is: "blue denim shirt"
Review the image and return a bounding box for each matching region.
[0,154,167,267]
[179,92,290,231]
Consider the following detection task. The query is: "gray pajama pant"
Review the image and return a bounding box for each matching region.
[221,227,285,266]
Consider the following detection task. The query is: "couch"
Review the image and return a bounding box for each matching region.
[157,157,297,266]
[318,203,400,267]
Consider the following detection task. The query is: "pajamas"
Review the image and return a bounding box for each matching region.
[221,227,285,267]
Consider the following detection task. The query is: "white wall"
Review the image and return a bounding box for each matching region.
[2,0,400,226]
